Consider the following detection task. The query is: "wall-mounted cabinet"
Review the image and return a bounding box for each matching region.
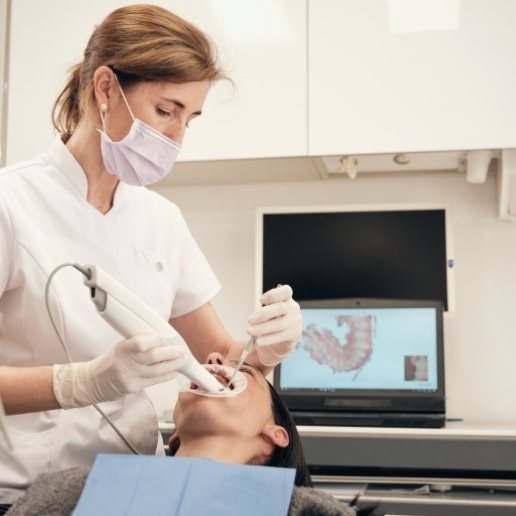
[308,0,516,156]
[6,0,307,165]
[171,1,307,161]
[5,1,516,175]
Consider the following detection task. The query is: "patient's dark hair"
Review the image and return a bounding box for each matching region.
[168,381,380,514]
[262,383,380,515]
[169,379,312,486]
[262,381,312,487]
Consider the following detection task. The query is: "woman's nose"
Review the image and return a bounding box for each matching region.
[165,122,187,145]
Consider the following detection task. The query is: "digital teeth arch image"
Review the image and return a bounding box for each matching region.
[302,315,375,376]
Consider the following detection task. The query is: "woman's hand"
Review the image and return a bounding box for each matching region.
[53,335,186,409]
[247,285,302,367]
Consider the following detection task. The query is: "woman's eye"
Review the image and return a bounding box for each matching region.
[156,107,172,117]
[239,365,254,375]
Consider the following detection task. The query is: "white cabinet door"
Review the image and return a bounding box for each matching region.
[308,0,516,156]
[6,0,307,165]
[172,1,307,161]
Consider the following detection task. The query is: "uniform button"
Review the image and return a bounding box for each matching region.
[155,262,163,272]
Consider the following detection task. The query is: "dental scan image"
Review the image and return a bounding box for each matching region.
[280,307,439,391]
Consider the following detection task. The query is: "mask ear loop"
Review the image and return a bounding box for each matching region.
[97,73,135,135]
[113,73,136,122]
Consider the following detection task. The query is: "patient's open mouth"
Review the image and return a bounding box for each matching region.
[190,369,235,391]
[185,365,246,397]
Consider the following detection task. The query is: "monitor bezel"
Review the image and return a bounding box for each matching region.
[273,298,446,415]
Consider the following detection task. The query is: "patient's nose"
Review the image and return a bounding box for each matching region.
[206,351,224,365]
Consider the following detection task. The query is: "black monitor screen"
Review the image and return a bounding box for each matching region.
[262,208,451,311]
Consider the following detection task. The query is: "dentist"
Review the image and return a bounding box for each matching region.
[0,4,301,507]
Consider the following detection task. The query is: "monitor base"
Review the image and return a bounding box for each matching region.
[292,411,446,428]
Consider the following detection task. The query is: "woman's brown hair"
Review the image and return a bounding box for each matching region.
[52,4,224,135]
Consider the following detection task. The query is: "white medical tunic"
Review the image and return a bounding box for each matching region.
[0,137,220,503]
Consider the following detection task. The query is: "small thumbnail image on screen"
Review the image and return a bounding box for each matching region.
[404,355,429,381]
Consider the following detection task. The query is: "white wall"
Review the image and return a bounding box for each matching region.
[150,171,516,426]
[0,0,9,167]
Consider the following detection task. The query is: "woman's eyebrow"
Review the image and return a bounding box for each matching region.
[159,96,202,116]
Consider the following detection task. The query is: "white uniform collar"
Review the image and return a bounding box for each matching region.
[46,136,126,206]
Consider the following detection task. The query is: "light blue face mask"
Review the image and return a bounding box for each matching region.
[98,78,182,186]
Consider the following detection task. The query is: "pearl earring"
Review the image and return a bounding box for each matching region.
[100,103,108,112]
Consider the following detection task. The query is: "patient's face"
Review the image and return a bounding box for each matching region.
[173,356,275,441]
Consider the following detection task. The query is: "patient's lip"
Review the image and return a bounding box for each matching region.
[211,370,234,390]
[182,365,247,397]
[189,369,235,391]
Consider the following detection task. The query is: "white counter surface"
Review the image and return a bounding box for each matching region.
[159,420,516,440]
[298,422,516,440]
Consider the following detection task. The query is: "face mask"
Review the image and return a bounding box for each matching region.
[97,78,182,186]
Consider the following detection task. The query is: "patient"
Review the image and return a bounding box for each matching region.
[7,354,379,515]
[169,353,378,515]
[169,352,312,487]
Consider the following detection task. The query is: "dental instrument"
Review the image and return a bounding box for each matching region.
[45,262,227,455]
[80,264,225,394]
[226,335,256,388]
[226,282,283,383]
[0,396,13,450]
[177,364,248,397]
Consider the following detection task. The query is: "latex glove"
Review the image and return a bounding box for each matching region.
[53,335,186,409]
[248,285,302,366]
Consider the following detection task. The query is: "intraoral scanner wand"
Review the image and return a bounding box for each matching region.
[81,264,224,393]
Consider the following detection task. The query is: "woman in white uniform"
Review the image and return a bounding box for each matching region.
[0,4,302,506]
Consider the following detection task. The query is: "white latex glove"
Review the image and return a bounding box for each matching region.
[248,285,302,366]
[53,335,186,409]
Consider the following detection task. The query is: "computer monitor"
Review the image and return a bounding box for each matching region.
[273,298,446,428]
[257,204,455,314]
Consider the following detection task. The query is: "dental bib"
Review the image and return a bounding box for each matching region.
[74,455,296,516]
